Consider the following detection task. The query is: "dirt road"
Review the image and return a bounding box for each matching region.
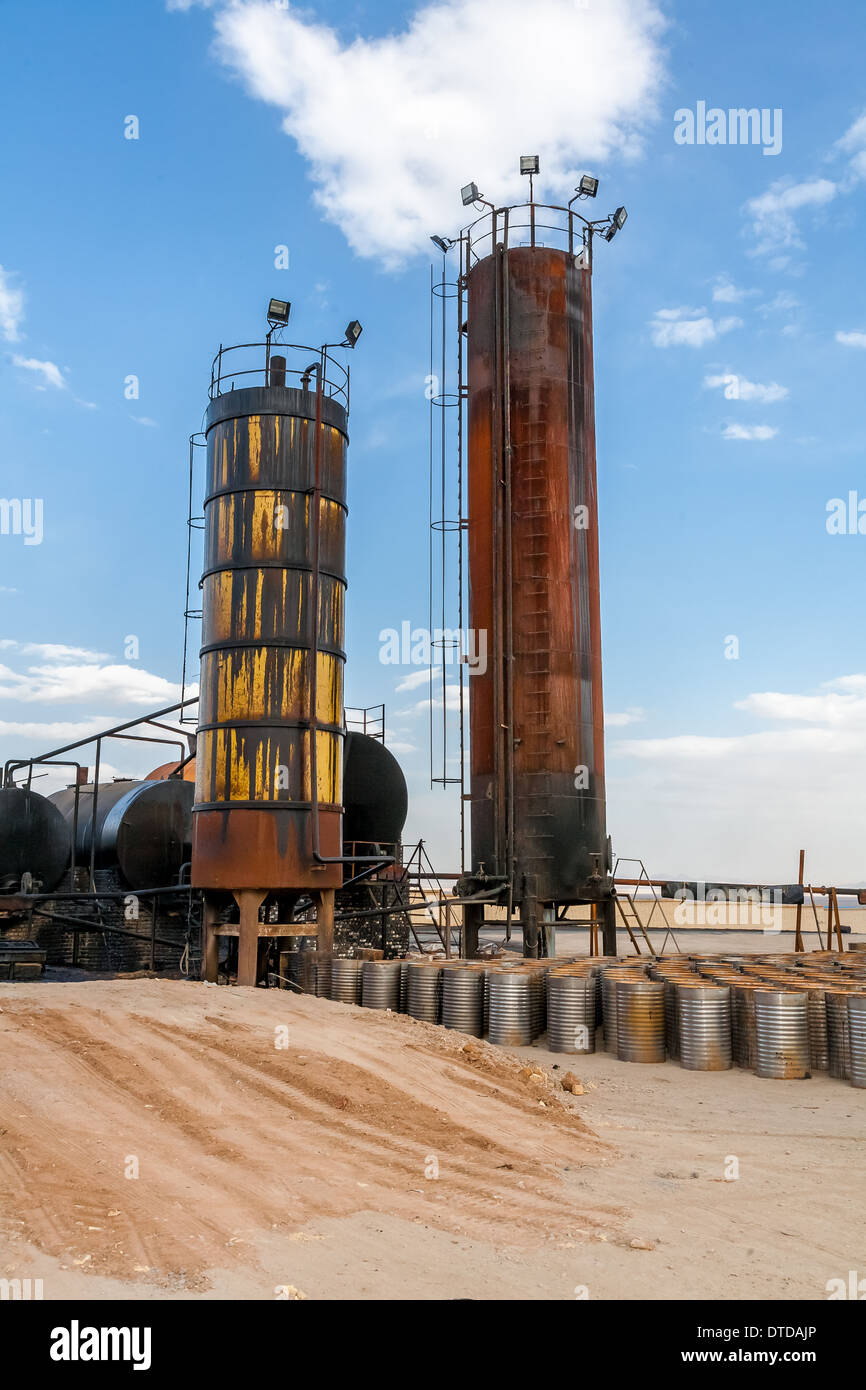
[0,977,862,1300]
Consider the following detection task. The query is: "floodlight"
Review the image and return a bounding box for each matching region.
[430,235,453,253]
[461,182,480,206]
[578,174,599,198]
[604,224,618,242]
[614,205,628,229]
[343,320,363,347]
[267,298,291,325]
[520,155,540,175]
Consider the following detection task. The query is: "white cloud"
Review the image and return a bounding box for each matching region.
[0,661,182,706]
[384,739,418,755]
[650,307,741,348]
[606,707,645,727]
[711,279,754,304]
[199,0,667,263]
[395,667,435,693]
[834,110,866,185]
[1,640,108,663]
[131,415,159,427]
[608,673,866,881]
[836,330,866,348]
[759,291,799,315]
[12,355,66,390]
[704,374,788,403]
[744,177,837,256]
[0,266,25,341]
[721,423,778,441]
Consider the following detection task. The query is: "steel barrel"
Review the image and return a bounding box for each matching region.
[848,995,866,1089]
[754,990,810,1079]
[615,979,665,1063]
[547,973,596,1053]
[488,971,533,1047]
[407,962,443,1022]
[677,983,732,1071]
[442,965,484,1036]
[330,957,363,1004]
[361,959,401,1010]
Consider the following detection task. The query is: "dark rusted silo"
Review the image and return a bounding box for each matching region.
[462,211,615,954]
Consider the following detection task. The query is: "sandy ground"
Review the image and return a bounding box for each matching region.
[0,954,863,1301]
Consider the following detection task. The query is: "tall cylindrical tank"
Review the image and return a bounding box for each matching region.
[192,381,348,891]
[466,242,607,906]
[0,786,71,892]
[49,779,194,889]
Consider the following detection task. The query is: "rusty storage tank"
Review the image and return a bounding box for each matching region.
[192,349,348,895]
[50,779,193,889]
[463,199,613,952]
[342,732,408,847]
[0,786,70,893]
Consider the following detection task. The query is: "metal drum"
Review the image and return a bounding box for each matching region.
[442,965,484,1036]
[407,962,443,1023]
[488,971,533,1047]
[602,968,644,1054]
[677,984,732,1071]
[805,986,830,1071]
[754,990,810,1080]
[314,954,332,999]
[330,957,363,1004]
[732,982,761,1070]
[547,973,596,1053]
[615,979,665,1063]
[361,959,401,1010]
[827,990,853,1080]
[848,996,866,1089]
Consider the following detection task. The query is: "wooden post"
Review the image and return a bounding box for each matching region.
[202,894,221,983]
[235,889,267,987]
[316,888,335,956]
[794,849,805,952]
[832,887,844,953]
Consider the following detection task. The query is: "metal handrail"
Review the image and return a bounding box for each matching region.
[209,340,350,409]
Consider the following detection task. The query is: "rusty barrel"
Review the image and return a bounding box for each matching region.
[754,990,810,1079]
[677,983,732,1071]
[615,979,665,1063]
[827,990,854,1080]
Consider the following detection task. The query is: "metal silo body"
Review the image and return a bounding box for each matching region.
[464,236,611,952]
[192,384,347,892]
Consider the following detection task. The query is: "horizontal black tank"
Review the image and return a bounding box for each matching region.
[49,779,194,889]
[342,734,408,848]
[0,786,71,892]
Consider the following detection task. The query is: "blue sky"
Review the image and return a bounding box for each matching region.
[1,0,865,883]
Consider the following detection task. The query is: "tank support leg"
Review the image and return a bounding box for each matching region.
[463,902,483,959]
[601,895,617,956]
[202,895,220,983]
[235,890,267,987]
[315,889,335,956]
[542,905,556,959]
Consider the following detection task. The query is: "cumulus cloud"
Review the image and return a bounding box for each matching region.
[0,660,182,706]
[608,674,866,881]
[833,109,866,185]
[650,307,741,348]
[12,355,66,390]
[394,667,436,693]
[193,0,667,263]
[0,265,25,341]
[744,177,837,256]
[836,330,866,348]
[711,279,755,304]
[606,708,645,727]
[704,374,788,403]
[721,423,778,441]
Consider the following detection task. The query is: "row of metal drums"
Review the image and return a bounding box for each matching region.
[320,951,866,1087]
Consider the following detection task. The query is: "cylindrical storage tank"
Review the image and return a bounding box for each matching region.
[547,973,596,1053]
[848,996,866,1089]
[192,379,348,891]
[754,990,810,1080]
[330,957,363,1004]
[343,733,408,848]
[677,984,732,1071]
[0,786,70,893]
[488,970,533,1047]
[615,980,665,1063]
[442,965,484,1036]
[407,962,443,1022]
[466,242,608,907]
[361,959,401,1010]
[49,779,194,889]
